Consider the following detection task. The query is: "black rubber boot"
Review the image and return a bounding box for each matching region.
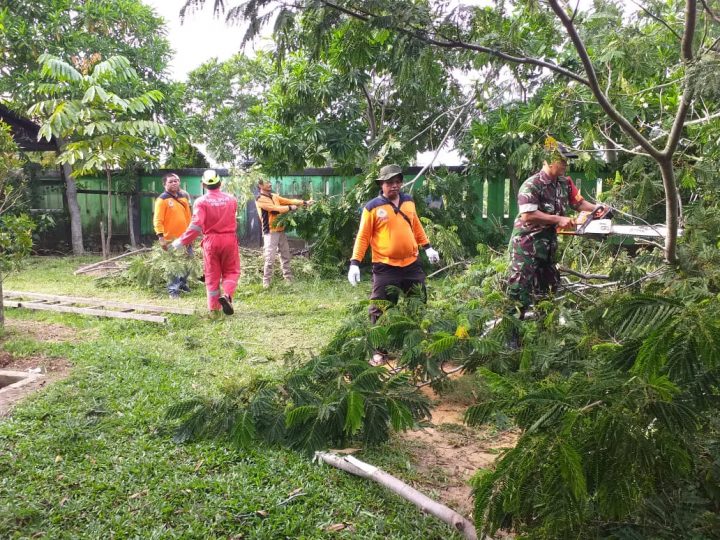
[218,295,234,315]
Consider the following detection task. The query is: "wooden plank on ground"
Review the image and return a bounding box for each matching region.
[4,300,167,323]
[4,291,195,315]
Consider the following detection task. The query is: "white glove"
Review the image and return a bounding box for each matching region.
[425,247,440,264]
[170,239,183,250]
[348,265,361,286]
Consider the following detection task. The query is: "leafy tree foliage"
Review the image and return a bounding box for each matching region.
[0,121,35,266]
[184,0,720,263]
[1,0,172,105]
[0,121,37,326]
[0,0,202,251]
[467,290,720,538]
[182,54,274,166]
[100,244,204,292]
[29,54,175,256]
[166,303,432,452]
[163,141,211,169]
[183,12,468,173]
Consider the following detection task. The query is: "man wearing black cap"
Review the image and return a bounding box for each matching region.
[506,140,597,310]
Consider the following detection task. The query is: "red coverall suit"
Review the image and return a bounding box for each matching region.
[177,190,240,311]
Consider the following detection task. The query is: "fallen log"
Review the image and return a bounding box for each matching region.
[74,247,151,275]
[427,259,470,279]
[315,451,482,540]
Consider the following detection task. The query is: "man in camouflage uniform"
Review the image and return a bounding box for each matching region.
[507,142,597,310]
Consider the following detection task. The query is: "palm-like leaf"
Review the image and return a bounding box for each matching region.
[37,54,81,82]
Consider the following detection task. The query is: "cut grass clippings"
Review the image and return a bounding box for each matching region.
[0,256,462,539]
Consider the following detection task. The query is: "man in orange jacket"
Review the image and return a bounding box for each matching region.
[153,172,192,298]
[348,164,440,363]
[254,180,313,288]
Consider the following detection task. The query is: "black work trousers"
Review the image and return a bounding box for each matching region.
[369,260,426,324]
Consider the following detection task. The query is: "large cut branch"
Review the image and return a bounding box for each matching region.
[548,0,697,263]
[361,83,378,141]
[315,451,482,540]
[547,0,662,159]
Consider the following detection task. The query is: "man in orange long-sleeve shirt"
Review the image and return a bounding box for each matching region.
[348,164,440,352]
[153,172,192,298]
[255,180,313,288]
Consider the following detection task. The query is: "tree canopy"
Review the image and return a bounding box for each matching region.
[182,0,720,263]
[29,53,175,256]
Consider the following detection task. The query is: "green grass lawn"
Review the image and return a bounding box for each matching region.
[0,256,462,539]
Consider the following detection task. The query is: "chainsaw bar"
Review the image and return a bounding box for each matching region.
[570,219,682,238]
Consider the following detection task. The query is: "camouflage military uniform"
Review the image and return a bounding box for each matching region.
[507,171,584,308]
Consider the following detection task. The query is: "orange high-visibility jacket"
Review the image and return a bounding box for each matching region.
[255,192,304,234]
[153,191,191,240]
[351,193,430,267]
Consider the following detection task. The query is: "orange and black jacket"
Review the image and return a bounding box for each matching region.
[255,192,305,234]
[350,193,430,267]
[153,190,191,240]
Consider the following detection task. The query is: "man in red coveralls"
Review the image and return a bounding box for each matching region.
[172,170,240,315]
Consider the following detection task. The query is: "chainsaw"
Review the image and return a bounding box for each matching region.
[558,205,683,239]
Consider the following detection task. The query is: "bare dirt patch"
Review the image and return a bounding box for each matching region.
[0,320,76,416]
[398,388,517,519]
[4,318,83,342]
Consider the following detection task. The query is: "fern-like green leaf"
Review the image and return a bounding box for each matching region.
[285,405,318,428]
[343,391,365,435]
[557,440,587,501]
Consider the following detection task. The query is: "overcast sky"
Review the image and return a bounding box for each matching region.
[142,1,254,81]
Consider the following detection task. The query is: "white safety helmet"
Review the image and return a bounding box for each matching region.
[202,169,221,186]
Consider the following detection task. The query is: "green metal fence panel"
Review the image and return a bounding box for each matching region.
[28,166,608,249]
[35,182,64,210]
[486,176,506,223]
[72,177,129,236]
[139,174,204,236]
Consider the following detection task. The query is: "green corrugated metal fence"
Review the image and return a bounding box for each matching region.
[29,167,606,251]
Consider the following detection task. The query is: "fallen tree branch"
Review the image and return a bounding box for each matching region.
[558,266,610,280]
[558,285,595,303]
[74,247,151,275]
[427,259,470,278]
[404,95,474,192]
[415,363,465,388]
[315,452,482,540]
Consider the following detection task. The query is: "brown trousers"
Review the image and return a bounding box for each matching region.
[262,231,292,286]
[369,260,426,323]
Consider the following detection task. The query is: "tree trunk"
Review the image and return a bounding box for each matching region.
[658,158,680,263]
[100,220,107,259]
[105,167,113,258]
[0,274,4,329]
[59,160,84,255]
[361,83,378,142]
[127,193,137,248]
